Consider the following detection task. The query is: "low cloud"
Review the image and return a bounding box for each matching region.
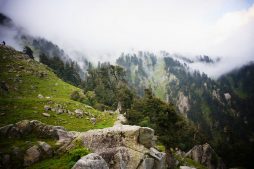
[0,0,254,77]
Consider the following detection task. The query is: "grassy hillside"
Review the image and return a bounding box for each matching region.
[0,45,116,131]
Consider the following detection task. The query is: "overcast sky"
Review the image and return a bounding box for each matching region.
[0,0,254,77]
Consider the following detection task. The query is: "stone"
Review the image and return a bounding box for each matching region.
[186,143,225,169]
[15,120,32,135]
[114,113,127,126]
[139,127,155,148]
[224,93,231,101]
[44,105,51,111]
[90,117,96,125]
[72,125,166,169]
[72,153,109,169]
[42,113,50,117]
[38,94,44,99]
[138,157,154,169]
[180,166,197,169]
[149,147,166,169]
[38,141,53,157]
[24,145,41,166]
[75,109,84,118]
[57,109,64,114]
[0,124,13,136]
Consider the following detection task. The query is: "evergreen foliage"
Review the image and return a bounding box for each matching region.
[23,46,34,59]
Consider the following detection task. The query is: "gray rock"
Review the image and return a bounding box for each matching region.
[0,124,13,136]
[15,120,32,135]
[24,145,41,166]
[139,127,155,148]
[138,157,154,169]
[42,113,50,117]
[72,153,109,169]
[38,141,53,156]
[57,109,64,114]
[149,148,166,169]
[44,105,51,111]
[38,94,44,99]
[90,117,96,125]
[186,143,225,169]
[75,109,84,118]
[180,166,197,169]
[72,125,166,169]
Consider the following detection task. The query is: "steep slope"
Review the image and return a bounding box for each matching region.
[0,45,116,131]
[0,13,90,86]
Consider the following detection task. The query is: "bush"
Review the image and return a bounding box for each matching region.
[70,91,81,101]
[67,147,91,168]
[68,147,91,162]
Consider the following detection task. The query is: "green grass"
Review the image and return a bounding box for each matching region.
[0,46,116,131]
[174,153,208,169]
[27,146,91,169]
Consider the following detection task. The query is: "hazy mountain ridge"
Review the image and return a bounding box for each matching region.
[117,51,254,167]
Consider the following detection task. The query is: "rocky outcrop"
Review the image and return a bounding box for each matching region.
[71,125,166,169]
[72,153,109,169]
[177,92,190,116]
[0,120,166,169]
[56,120,166,169]
[185,143,225,169]
[0,120,78,141]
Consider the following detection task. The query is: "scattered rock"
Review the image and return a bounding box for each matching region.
[38,141,53,157]
[138,157,154,169]
[0,113,6,116]
[15,120,32,135]
[72,153,109,169]
[75,109,84,118]
[38,94,44,99]
[57,109,64,114]
[224,93,231,101]
[0,124,14,136]
[68,110,74,115]
[90,117,96,125]
[44,105,51,111]
[180,166,197,169]
[24,145,41,166]
[38,71,47,78]
[42,113,50,117]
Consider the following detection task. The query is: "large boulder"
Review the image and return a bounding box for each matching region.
[72,125,166,169]
[185,143,225,169]
[72,153,109,169]
[23,145,41,166]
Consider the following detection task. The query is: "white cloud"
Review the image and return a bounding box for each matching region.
[0,0,254,76]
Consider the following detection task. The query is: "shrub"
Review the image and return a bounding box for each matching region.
[70,91,80,101]
[67,147,91,168]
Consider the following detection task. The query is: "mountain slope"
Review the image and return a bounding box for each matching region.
[0,45,116,131]
[116,51,254,168]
